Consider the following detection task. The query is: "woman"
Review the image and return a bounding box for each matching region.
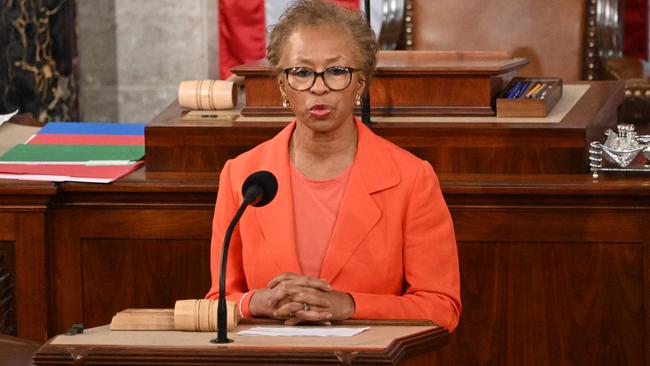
[206,0,461,331]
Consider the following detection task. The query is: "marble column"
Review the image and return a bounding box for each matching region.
[77,0,218,122]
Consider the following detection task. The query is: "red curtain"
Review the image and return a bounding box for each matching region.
[333,0,360,8]
[623,0,648,60]
[218,0,267,79]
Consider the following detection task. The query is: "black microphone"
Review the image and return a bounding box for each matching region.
[242,170,278,207]
[211,171,278,344]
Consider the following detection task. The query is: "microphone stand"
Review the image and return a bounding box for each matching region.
[362,0,372,125]
[210,193,256,344]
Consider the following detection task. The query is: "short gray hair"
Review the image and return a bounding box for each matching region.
[266,0,377,85]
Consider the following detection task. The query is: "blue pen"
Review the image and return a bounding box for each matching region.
[514,81,530,98]
[506,81,522,99]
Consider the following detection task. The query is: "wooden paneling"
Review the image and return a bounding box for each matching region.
[439,241,644,365]
[234,52,527,117]
[0,171,648,363]
[412,0,587,81]
[81,239,210,328]
[49,206,214,336]
[146,81,623,174]
[442,174,650,366]
[36,174,649,365]
[14,212,48,341]
[0,183,53,341]
[0,214,14,240]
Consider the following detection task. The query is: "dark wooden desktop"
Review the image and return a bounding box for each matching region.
[2,79,649,365]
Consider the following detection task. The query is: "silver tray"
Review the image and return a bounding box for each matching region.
[589,140,650,178]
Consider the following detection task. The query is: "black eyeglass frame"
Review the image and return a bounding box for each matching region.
[283,66,360,91]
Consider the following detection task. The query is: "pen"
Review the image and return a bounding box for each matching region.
[539,85,553,99]
[514,81,530,98]
[525,83,542,98]
[532,83,547,98]
[506,81,522,99]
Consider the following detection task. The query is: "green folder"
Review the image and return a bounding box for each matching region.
[0,144,145,162]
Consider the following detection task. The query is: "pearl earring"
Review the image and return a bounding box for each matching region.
[282,96,290,108]
[355,95,361,106]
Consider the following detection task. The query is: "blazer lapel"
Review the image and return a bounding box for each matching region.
[320,119,400,281]
[253,122,302,274]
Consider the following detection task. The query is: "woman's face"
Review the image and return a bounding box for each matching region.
[278,25,366,135]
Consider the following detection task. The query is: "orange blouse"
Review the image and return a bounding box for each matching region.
[290,162,351,279]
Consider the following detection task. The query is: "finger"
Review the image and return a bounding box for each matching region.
[267,282,303,307]
[267,280,328,308]
[269,274,331,292]
[301,277,332,291]
[284,317,303,326]
[267,280,306,307]
[276,277,332,293]
[267,272,301,288]
[290,293,331,308]
[272,302,305,319]
[294,310,333,322]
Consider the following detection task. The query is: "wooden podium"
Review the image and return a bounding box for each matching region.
[33,323,449,365]
[232,51,527,117]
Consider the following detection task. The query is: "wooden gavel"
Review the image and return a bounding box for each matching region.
[110,299,239,332]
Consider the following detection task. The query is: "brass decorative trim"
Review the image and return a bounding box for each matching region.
[584,0,624,80]
[377,0,406,50]
[402,0,414,49]
[394,0,413,50]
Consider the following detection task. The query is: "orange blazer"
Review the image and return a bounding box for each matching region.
[206,119,461,331]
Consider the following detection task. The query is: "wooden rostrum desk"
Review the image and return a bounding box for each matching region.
[146,82,622,175]
[34,323,449,365]
[4,79,646,365]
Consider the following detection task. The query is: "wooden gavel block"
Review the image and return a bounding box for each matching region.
[110,299,239,331]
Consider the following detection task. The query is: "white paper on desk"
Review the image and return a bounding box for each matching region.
[237,326,369,337]
[0,110,19,126]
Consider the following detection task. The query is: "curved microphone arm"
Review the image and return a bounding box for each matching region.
[210,171,276,344]
[211,195,254,344]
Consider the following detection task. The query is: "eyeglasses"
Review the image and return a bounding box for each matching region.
[284,66,359,91]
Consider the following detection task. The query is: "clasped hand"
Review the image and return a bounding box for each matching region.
[249,272,355,325]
